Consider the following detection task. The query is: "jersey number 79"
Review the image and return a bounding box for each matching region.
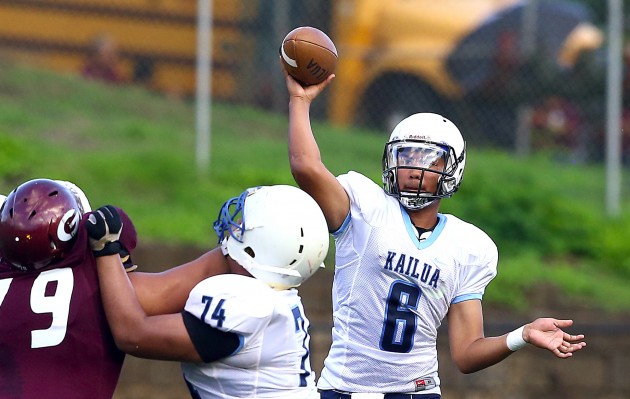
[0,268,74,348]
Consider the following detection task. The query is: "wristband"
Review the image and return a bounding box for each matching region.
[506,325,527,351]
[93,241,123,258]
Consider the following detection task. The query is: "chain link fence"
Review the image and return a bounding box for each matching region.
[0,0,625,163]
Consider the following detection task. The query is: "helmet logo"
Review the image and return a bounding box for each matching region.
[58,210,80,242]
[408,134,428,140]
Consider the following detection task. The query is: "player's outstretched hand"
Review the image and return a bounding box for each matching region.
[524,318,586,358]
[87,205,123,257]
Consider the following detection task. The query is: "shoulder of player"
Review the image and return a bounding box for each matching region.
[441,213,486,233]
[337,171,386,199]
[192,274,271,293]
[440,214,497,248]
[338,171,380,190]
[338,171,392,213]
[188,275,277,313]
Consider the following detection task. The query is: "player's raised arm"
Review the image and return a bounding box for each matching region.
[283,66,349,232]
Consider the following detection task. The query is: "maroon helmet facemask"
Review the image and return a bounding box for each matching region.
[0,179,82,271]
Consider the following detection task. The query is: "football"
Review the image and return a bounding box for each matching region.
[280,26,338,86]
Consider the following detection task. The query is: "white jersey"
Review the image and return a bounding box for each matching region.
[317,171,498,395]
[182,274,319,399]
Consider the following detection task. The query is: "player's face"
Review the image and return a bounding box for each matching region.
[395,145,446,194]
[397,162,444,194]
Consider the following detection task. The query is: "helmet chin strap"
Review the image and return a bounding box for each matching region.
[244,261,302,277]
[399,169,435,211]
[401,197,437,211]
[398,169,438,211]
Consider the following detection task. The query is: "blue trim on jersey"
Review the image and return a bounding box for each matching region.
[452,293,483,304]
[332,210,352,238]
[232,335,245,355]
[401,207,447,249]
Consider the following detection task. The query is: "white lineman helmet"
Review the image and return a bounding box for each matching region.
[213,185,329,290]
[382,112,466,210]
[56,180,92,213]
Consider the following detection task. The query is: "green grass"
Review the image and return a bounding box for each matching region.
[1,58,629,311]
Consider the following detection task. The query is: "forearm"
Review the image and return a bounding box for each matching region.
[288,96,324,179]
[97,255,202,362]
[452,335,514,374]
[96,255,150,344]
[448,300,517,374]
[87,205,203,362]
[287,96,350,230]
[129,247,229,315]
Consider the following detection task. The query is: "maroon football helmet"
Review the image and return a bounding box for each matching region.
[0,178,83,271]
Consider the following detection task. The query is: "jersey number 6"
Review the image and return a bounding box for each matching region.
[381,281,421,353]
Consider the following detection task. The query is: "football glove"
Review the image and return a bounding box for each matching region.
[87,205,123,257]
[119,247,138,272]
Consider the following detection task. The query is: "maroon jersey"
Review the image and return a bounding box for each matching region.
[0,213,135,398]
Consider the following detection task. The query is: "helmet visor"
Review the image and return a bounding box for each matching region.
[387,142,449,170]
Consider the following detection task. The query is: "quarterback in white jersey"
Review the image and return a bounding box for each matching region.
[318,171,497,395]
[90,185,329,399]
[283,67,587,398]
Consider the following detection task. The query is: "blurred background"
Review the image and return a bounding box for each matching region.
[0,0,625,155]
[0,0,629,398]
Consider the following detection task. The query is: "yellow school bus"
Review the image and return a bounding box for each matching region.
[0,0,258,99]
[0,0,603,140]
[328,0,604,134]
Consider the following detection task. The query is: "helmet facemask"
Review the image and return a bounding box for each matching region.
[213,189,249,245]
[383,140,462,210]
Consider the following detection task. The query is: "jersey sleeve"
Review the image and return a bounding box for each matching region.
[182,311,242,362]
[337,171,387,211]
[184,275,275,335]
[452,230,498,304]
[335,171,390,236]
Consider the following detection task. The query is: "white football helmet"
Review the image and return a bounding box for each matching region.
[56,180,92,213]
[382,113,466,210]
[213,185,329,290]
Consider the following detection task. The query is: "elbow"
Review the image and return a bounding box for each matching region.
[454,356,499,375]
[111,329,143,354]
[289,158,322,184]
[457,364,479,375]
[289,154,310,174]
[108,319,150,355]
[290,167,309,185]
[452,356,483,375]
[115,340,140,355]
